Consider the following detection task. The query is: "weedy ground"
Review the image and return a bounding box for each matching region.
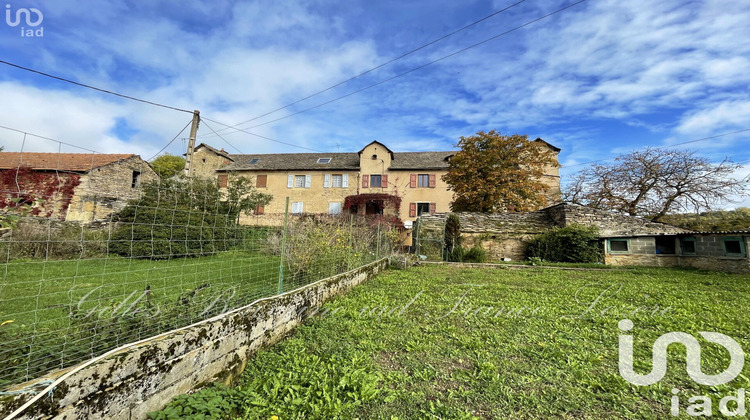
[152,264,750,419]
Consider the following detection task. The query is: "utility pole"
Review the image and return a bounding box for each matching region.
[183,109,201,176]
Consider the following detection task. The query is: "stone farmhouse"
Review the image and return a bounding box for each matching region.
[0,152,158,222]
[189,139,562,228]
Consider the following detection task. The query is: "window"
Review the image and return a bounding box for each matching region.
[248,158,260,164]
[723,237,746,257]
[218,174,228,188]
[329,202,342,215]
[317,157,331,164]
[370,175,382,187]
[255,205,264,215]
[325,174,348,188]
[417,203,430,216]
[131,171,141,188]
[256,174,267,188]
[291,202,304,214]
[417,174,430,188]
[655,237,676,255]
[680,237,696,255]
[608,239,630,253]
[294,175,305,188]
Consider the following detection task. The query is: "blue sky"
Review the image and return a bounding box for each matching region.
[1,0,749,206]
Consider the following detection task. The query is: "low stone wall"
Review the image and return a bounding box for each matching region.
[0,258,388,420]
[604,253,679,267]
[677,256,750,274]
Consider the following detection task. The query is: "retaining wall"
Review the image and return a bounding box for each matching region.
[0,258,388,420]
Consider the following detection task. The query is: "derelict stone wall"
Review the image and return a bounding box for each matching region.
[546,203,689,236]
[0,258,388,420]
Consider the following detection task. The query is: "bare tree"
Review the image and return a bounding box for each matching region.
[563,148,748,221]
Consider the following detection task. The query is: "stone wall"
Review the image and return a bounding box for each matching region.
[545,203,689,236]
[0,258,388,420]
[188,147,232,178]
[66,156,159,222]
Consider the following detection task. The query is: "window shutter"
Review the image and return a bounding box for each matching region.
[429,203,436,214]
[409,203,417,218]
[324,174,331,188]
[342,174,349,188]
[429,174,436,188]
[287,175,294,188]
[410,174,417,188]
[218,174,228,188]
[256,175,267,188]
[305,175,311,188]
[382,174,388,188]
[362,174,369,188]
[255,205,264,215]
[299,202,304,212]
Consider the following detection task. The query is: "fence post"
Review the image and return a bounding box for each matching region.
[349,213,354,268]
[278,197,289,294]
[376,220,381,260]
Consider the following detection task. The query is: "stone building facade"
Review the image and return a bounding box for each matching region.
[603,232,750,273]
[0,152,158,222]
[190,139,562,229]
[414,203,689,261]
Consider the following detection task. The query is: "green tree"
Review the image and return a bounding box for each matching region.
[443,131,559,212]
[110,176,271,258]
[150,154,185,179]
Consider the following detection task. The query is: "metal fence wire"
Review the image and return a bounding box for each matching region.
[0,185,398,390]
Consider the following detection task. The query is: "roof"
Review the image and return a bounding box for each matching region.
[194,143,232,159]
[219,153,361,171]
[388,151,454,170]
[0,152,137,172]
[358,141,395,160]
[680,230,750,236]
[533,138,561,152]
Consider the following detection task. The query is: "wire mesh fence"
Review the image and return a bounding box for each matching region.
[0,137,400,390]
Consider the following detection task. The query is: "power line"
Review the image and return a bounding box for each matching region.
[215,0,529,134]
[0,124,102,154]
[0,60,193,114]
[201,117,324,153]
[204,0,587,138]
[146,119,194,161]
[560,128,750,171]
[200,119,245,154]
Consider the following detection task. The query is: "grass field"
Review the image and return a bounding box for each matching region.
[152,264,750,419]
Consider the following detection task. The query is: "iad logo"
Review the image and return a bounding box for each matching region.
[618,319,746,417]
[5,4,44,37]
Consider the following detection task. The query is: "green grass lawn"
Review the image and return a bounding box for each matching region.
[152,264,750,419]
[0,251,287,388]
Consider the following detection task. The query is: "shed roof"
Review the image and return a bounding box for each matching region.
[0,152,137,172]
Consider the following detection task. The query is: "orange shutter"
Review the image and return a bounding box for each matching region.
[255,206,265,215]
[409,203,417,218]
[362,174,369,188]
[218,174,228,188]
[410,174,417,188]
[429,174,436,188]
[382,174,388,188]
[256,174,267,188]
[429,203,436,214]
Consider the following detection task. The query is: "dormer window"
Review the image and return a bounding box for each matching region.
[317,158,331,164]
[248,158,260,164]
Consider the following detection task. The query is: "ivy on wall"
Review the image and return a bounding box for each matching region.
[0,167,81,218]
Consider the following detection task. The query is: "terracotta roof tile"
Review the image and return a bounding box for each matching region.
[0,152,137,172]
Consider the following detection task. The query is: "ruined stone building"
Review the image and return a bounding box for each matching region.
[0,152,158,222]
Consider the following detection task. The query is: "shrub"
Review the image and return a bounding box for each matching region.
[443,213,462,262]
[525,223,602,263]
[462,244,488,263]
